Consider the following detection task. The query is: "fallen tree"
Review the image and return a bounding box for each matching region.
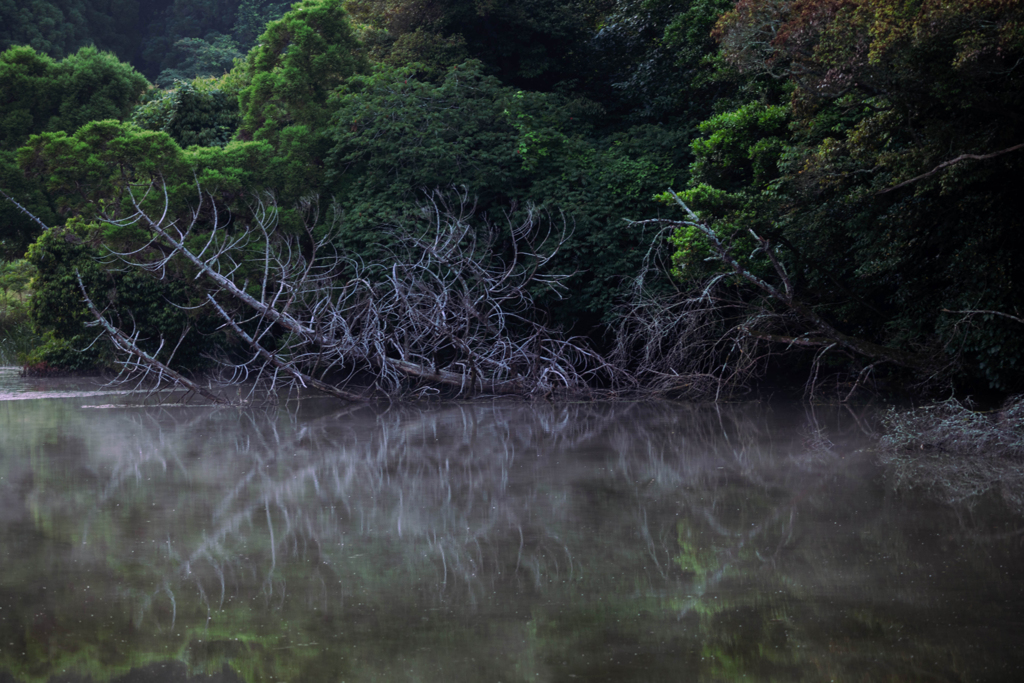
[78,184,617,402]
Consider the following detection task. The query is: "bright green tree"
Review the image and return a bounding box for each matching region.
[0,44,148,150]
[238,0,368,142]
[0,45,148,256]
[17,119,188,219]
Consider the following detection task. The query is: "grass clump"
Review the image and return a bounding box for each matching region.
[879,397,1024,513]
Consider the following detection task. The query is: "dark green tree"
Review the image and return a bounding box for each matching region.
[140,0,239,77]
[0,44,148,150]
[327,61,682,327]
[590,0,736,124]
[132,76,241,148]
[152,33,243,86]
[671,0,1024,392]
[233,0,292,49]
[345,0,604,90]
[0,0,143,62]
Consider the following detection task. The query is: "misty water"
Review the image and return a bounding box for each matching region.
[1,367,1024,682]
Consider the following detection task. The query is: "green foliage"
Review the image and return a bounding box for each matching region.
[0,0,92,58]
[184,138,276,193]
[238,0,368,142]
[153,33,243,87]
[0,259,38,364]
[17,119,189,220]
[672,0,1024,391]
[0,150,56,258]
[327,61,682,324]
[0,46,61,150]
[5,0,1019,393]
[23,218,109,369]
[381,29,469,76]
[689,102,788,192]
[0,44,148,150]
[139,0,239,77]
[666,102,788,280]
[51,46,151,133]
[345,0,601,90]
[326,61,524,222]
[226,0,368,197]
[0,45,146,257]
[132,76,241,148]
[24,216,219,371]
[233,0,293,49]
[0,0,143,62]
[590,0,736,124]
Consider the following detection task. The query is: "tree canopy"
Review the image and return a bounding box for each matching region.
[0,0,1022,397]
[668,0,1024,391]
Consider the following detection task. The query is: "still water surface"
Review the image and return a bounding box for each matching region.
[1,368,1023,682]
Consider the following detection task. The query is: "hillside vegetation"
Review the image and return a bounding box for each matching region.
[0,0,1021,400]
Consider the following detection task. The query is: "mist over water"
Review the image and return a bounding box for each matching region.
[1,383,1023,682]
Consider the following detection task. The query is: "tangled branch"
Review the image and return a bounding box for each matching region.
[617,190,947,400]
[86,184,616,401]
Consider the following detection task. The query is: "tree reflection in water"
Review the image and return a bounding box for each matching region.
[1,399,1023,681]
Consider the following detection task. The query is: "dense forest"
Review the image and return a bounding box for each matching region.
[0,0,1022,401]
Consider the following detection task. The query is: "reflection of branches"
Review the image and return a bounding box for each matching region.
[880,397,1024,513]
[59,401,877,633]
[675,450,852,618]
[15,399,1019,683]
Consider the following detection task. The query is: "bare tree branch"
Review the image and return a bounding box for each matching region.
[0,186,50,231]
[76,271,228,404]
[877,142,1024,194]
[92,185,617,401]
[654,189,930,371]
[616,189,947,400]
[943,308,1024,325]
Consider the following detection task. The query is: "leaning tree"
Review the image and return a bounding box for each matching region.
[76,183,618,403]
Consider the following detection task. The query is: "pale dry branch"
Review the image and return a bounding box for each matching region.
[93,185,616,400]
[877,142,1024,195]
[77,271,228,404]
[943,308,1024,326]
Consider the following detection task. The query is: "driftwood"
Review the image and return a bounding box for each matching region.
[77,272,228,404]
[64,180,961,403]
